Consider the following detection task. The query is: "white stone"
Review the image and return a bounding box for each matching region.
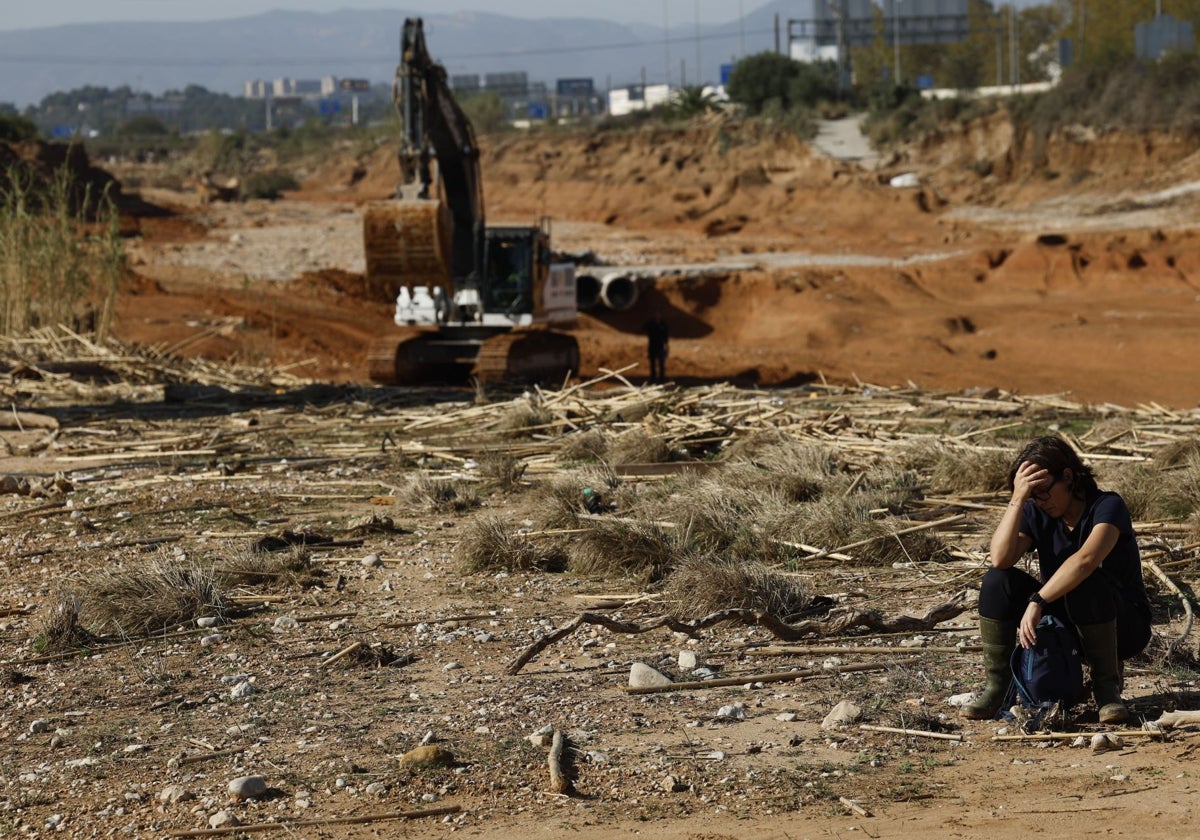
[208,810,239,829]
[230,681,255,700]
[629,662,673,689]
[196,617,221,628]
[159,785,193,805]
[821,700,862,729]
[716,704,746,720]
[362,554,382,568]
[273,615,300,633]
[29,719,52,734]
[678,650,699,670]
[229,775,267,800]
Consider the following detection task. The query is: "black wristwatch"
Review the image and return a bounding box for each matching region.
[1028,592,1048,607]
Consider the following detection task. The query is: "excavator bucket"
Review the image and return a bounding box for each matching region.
[362,198,453,301]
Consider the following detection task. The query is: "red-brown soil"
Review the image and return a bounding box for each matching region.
[111,115,1200,407]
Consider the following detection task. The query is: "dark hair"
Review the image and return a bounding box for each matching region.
[1007,436,1098,500]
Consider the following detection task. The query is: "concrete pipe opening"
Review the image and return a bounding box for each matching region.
[600,273,639,311]
[576,272,602,309]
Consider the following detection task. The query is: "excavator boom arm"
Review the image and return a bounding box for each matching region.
[395,18,484,281]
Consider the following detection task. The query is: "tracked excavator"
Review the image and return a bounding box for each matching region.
[363,17,580,385]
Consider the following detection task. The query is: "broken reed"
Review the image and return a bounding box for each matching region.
[0,165,122,337]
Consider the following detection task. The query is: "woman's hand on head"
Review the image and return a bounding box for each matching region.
[1012,461,1050,504]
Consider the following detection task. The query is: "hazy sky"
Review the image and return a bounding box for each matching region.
[0,1,761,32]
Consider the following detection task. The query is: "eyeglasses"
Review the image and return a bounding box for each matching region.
[1031,474,1061,502]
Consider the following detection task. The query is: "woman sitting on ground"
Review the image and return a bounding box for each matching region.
[963,436,1152,724]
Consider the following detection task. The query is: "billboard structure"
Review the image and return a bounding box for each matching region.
[787,0,970,90]
[1135,13,1195,61]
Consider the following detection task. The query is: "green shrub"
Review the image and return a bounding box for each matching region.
[239,169,299,200]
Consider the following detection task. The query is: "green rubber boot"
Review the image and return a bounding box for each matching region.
[1076,620,1130,725]
[962,617,1017,720]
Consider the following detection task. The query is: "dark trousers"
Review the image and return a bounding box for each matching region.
[978,566,1152,660]
[648,349,667,382]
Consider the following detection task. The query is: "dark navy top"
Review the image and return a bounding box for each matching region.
[1020,490,1150,610]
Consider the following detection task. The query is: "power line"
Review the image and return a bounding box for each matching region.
[0,27,777,69]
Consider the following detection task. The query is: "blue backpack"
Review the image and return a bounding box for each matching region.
[1007,615,1085,709]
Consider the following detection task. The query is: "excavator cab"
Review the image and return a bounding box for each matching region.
[482,231,537,315]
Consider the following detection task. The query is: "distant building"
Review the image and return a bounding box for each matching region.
[484,72,528,100]
[451,74,481,96]
[271,78,322,98]
[607,84,670,117]
[244,80,269,99]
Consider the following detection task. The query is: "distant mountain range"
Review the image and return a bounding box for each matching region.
[0,3,796,108]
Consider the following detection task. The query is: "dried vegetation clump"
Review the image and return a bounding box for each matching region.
[456,513,567,573]
[664,555,808,619]
[607,428,672,465]
[402,473,481,513]
[214,545,320,590]
[568,519,677,584]
[76,555,226,636]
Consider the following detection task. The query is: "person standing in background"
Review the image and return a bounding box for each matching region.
[644,312,669,383]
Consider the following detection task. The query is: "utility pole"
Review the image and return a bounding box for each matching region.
[893,0,902,84]
[1009,3,1018,88]
[663,0,671,87]
[694,0,702,87]
[775,13,781,55]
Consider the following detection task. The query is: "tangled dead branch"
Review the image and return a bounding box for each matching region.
[506,590,968,674]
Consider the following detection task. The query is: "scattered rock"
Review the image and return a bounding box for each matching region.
[159,784,192,805]
[362,554,382,567]
[273,615,300,633]
[229,680,255,700]
[662,774,688,793]
[29,719,52,734]
[678,650,699,670]
[821,700,862,729]
[228,775,267,800]
[629,662,673,689]
[716,703,746,721]
[399,745,456,769]
[208,809,240,829]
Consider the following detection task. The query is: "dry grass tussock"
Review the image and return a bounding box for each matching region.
[402,473,481,513]
[456,513,567,573]
[557,428,609,462]
[898,441,1012,495]
[664,555,808,620]
[477,450,527,493]
[494,401,553,437]
[528,468,630,529]
[214,545,320,589]
[35,593,101,652]
[569,519,677,584]
[76,555,227,636]
[764,489,946,565]
[1116,460,1200,521]
[607,428,672,465]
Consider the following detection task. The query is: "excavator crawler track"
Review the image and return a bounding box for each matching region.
[367,328,483,386]
[473,329,580,385]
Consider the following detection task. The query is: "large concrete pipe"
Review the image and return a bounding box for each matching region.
[575,271,603,309]
[599,272,639,311]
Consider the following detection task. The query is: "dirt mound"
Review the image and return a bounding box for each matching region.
[0,139,124,218]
